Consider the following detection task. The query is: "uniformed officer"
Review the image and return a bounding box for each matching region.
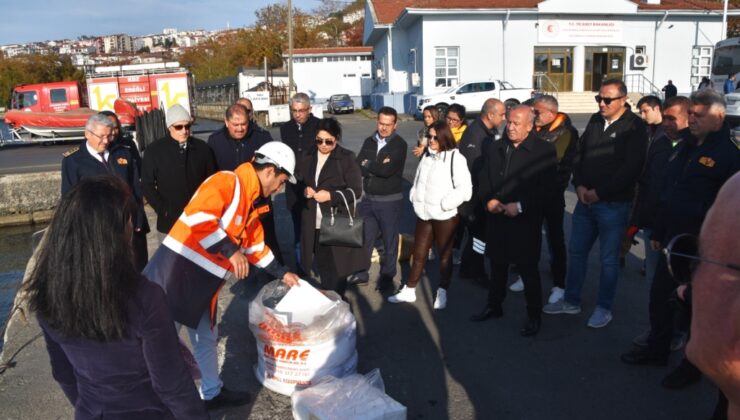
[61,113,150,270]
[622,88,740,388]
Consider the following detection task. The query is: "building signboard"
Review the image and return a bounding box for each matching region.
[538,19,623,44]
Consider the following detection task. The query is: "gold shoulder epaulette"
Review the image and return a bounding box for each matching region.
[62,146,79,157]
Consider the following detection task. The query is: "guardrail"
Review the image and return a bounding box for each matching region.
[623,74,663,99]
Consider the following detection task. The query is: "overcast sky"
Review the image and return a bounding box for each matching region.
[0,0,321,45]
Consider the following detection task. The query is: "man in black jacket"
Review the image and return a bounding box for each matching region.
[470,105,558,336]
[458,98,506,284]
[61,113,150,271]
[208,103,282,264]
[622,89,740,388]
[532,95,578,305]
[141,104,216,237]
[280,92,320,270]
[350,106,408,290]
[543,79,648,329]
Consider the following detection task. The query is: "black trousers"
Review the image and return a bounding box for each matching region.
[646,256,679,357]
[132,231,148,272]
[488,261,542,318]
[459,205,487,278]
[543,193,567,289]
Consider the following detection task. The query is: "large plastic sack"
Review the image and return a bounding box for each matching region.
[291,369,407,420]
[249,279,357,396]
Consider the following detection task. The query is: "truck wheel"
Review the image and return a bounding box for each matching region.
[504,99,520,111]
[435,103,449,117]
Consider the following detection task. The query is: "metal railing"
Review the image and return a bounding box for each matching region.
[623,74,663,99]
[533,72,559,98]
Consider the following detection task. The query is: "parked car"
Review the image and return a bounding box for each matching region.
[327,94,355,114]
[416,80,535,118]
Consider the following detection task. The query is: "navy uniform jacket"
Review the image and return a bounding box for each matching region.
[207,122,273,171]
[652,123,740,242]
[61,143,150,233]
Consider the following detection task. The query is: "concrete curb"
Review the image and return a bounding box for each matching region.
[0,171,59,226]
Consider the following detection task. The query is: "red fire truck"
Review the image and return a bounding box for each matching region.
[3,62,191,145]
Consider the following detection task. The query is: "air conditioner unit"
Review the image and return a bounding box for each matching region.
[633,53,649,69]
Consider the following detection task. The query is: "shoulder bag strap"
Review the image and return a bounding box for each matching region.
[335,190,354,226]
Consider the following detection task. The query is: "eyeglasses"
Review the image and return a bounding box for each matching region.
[663,234,740,284]
[424,134,439,141]
[87,130,114,141]
[171,123,192,131]
[291,108,310,114]
[446,116,462,123]
[595,95,625,105]
[315,137,335,146]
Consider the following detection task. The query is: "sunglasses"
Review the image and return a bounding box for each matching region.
[663,234,740,284]
[424,134,439,141]
[172,123,192,131]
[315,138,335,146]
[594,95,625,105]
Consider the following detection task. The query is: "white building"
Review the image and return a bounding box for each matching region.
[102,34,133,54]
[363,0,740,113]
[284,46,374,107]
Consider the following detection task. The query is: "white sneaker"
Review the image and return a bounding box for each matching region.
[509,277,524,292]
[433,288,447,310]
[548,287,565,304]
[388,286,417,303]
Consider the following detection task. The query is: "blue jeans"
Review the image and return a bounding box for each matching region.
[564,201,631,310]
[177,310,222,400]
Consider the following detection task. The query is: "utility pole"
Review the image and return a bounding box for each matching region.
[722,0,729,41]
[288,0,294,96]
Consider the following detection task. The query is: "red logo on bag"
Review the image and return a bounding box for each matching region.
[263,344,310,361]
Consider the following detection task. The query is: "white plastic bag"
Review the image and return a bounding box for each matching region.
[249,280,357,396]
[291,369,407,420]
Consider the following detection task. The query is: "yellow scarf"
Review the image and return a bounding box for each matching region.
[451,124,467,143]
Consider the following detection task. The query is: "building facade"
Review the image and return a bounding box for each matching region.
[284,47,374,107]
[364,0,739,113]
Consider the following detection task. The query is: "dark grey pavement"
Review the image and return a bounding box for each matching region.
[0,112,717,419]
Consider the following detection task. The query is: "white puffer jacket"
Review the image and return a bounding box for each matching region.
[410,149,472,221]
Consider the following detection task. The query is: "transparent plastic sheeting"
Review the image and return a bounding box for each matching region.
[249,279,358,396]
[291,369,407,420]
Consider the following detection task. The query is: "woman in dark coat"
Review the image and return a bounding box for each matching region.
[472,105,558,336]
[21,175,207,419]
[296,117,366,295]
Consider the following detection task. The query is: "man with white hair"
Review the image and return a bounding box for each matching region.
[142,104,216,237]
[61,113,149,270]
[622,89,740,389]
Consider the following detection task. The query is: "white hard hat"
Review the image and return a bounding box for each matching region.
[254,141,296,183]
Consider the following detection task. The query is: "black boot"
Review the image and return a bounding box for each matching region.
[469,304,503,322]
[520,317,541,336]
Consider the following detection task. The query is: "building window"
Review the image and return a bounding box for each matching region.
[435,46,459,88]
[691,46,713,87]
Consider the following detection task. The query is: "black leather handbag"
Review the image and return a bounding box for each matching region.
[319,189,364,248]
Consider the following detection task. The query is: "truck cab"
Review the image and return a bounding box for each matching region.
[10,81,83,113]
